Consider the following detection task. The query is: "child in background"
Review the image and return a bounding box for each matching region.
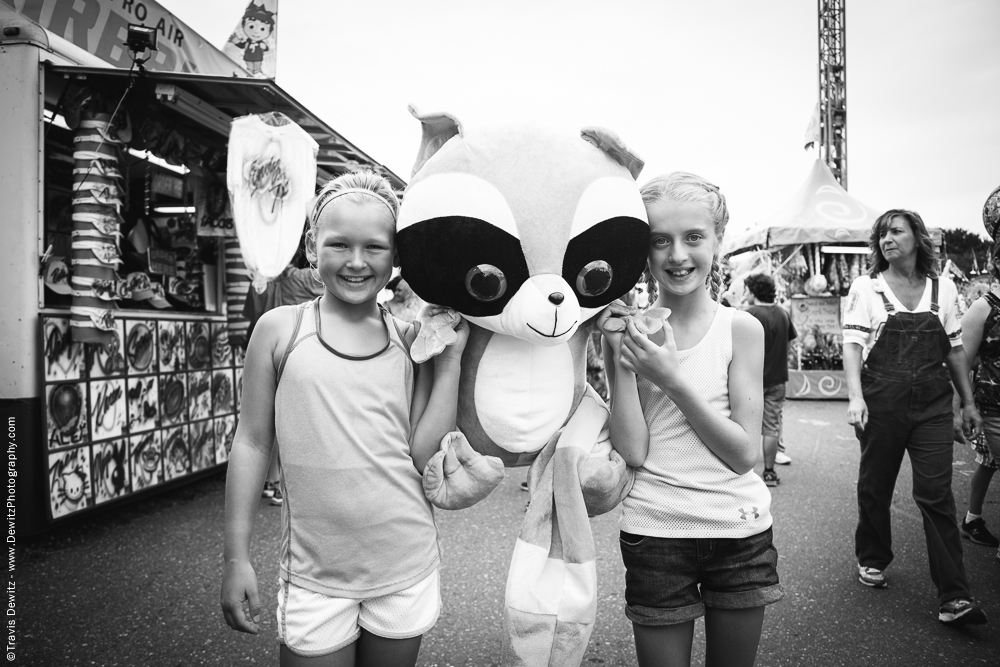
[600,172,781,667]
[221,170,468,666]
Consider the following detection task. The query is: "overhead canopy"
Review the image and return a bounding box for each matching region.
[45,64,406,190]
[724,159,883,256]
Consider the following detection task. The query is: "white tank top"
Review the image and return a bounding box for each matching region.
[620,305,773,538]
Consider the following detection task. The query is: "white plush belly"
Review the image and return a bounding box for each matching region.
[474,336,575,453]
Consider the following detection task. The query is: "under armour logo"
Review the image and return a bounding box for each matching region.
[739,507,759,520]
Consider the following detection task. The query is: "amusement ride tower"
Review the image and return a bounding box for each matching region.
[818,0,848,187]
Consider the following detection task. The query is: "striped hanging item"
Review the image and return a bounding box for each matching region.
[70,115,124,347]
[224,237,251,348]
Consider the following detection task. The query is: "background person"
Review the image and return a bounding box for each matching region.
[744,273,797,487]
[842,208,986,625]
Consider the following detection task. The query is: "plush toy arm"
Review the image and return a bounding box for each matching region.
[423,431,505,510]
[410,306,463,363]
[574,386,636,516]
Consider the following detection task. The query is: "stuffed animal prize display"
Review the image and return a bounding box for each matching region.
[397,106,649,666]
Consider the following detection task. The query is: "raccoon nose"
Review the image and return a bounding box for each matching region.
[548,292,565,305]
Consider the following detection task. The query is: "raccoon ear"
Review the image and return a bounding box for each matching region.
[409,104,464,177]
[580,126,645,180]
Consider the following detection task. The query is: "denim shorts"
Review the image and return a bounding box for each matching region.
[619,527,783,625]
[761,383,785,437]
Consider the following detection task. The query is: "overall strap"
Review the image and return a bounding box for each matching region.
[276,300,313,383]
[930,278,940,314]
[878,289,895,314]
[985,291,1000,311]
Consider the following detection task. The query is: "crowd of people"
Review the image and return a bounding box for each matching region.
[218,167,996,666]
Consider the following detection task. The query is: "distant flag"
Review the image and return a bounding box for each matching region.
[804,102,821,150]
[224,0,279,79]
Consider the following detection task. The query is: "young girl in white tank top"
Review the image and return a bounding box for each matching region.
[599,172,781,667]
[221,170,468,666]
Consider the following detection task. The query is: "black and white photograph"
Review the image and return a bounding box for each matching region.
[4,1,999,666]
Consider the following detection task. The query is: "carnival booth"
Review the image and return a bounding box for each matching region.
[724,159,941,400]
[0,9,403,531]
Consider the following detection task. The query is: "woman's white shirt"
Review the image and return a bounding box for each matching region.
[841,273,962,360]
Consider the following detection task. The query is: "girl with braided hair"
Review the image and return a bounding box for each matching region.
[598,172,780,667]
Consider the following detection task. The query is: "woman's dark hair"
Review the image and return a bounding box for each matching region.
[386,275,403,292]
[744,273,776,303]
[867,209,938,278]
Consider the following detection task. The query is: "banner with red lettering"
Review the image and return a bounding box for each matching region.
[1,0,249,76]
[222,0,277,80]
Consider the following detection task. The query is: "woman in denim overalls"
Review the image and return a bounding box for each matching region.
[842,209,987,625]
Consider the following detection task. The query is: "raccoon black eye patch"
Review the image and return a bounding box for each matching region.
[397,216,530,317]
[563,216,649,308]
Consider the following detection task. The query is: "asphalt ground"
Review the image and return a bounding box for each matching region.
[16,400,999,666]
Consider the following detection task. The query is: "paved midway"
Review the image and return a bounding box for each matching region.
[18,401,999,666]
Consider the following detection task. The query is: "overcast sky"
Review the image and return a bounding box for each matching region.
[161,0,1000,239]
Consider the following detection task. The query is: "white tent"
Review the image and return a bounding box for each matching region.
[724,159,884,256]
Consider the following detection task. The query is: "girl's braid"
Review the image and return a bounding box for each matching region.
[707,257,723,301]
[643,267,659,306]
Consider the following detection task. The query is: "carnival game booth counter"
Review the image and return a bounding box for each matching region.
[724,159,941,400]
[16,59,404,531]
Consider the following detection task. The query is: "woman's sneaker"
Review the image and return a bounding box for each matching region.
[270,486,283,506]
[762,469,780,487]
[858,564,888,588]
[938,599,987,625]
[960,517,1000,547]
[262,481,278,498]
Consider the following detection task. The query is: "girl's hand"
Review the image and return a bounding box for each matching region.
[221,559,262,634]
[620,317,679,389]
[847,396,868,438]
[961,404,983,441]
[437,316,469,367]
[596,300,634,363]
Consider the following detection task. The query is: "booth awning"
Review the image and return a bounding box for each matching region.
[45,64,406,190]
[724,159,883,256]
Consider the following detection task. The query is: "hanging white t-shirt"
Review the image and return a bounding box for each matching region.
[841,273,963,360]
[227,115,318,289]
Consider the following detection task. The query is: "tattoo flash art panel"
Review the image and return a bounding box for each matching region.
[92,439,130,505]
[42,317,85,382]
[90,378,126,441]
[214,415,236,464]
[189,420,215,472]
[158,320,187,373]
[48,446,91,519]
[127,376,159,434]
[163,427,191,481]
[125,320,157,375]
[47,382,88,451]
[130,431,164,491]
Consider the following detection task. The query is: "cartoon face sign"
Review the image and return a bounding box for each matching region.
[163,428,191,480]
[188,371,212,421]
[189,420,215,472]
[47,382,88,450]
[243,16,273,42]
[92,439,129,504]
[125,320,157,374]
[42,317,85,382]
[129,432,163,491]
[158,320,186,373]
[48,446,91,518]
[127,376,159,433]
[90,378,126,441]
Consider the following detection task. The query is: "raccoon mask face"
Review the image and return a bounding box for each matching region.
[397,108,648,344]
